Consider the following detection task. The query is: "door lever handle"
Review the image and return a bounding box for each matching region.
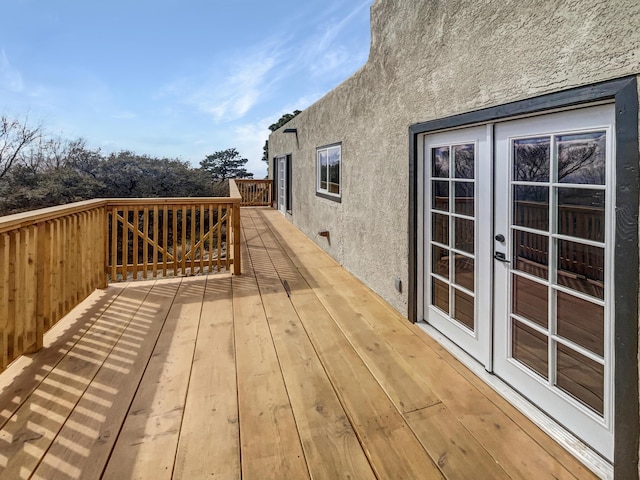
[494,252,510,263]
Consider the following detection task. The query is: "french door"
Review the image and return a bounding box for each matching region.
[423,125,493,365]
[424,104,615,461]
[278,156,286,214]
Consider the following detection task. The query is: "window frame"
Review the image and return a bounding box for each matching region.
[316,143,342,202]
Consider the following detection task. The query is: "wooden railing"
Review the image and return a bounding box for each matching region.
[235,179,273,206]
[0,180,242,371]
[106,198,239,281]
[0,200,107,369]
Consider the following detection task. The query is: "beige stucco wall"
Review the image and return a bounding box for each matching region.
[269,0,640,317]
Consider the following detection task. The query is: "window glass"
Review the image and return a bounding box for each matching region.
[316,145,341,197]
[319,150,328,190]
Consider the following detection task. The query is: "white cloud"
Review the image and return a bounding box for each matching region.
[161,44,283,123]
[0,49,24,92]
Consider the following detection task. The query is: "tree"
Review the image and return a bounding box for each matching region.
[261,110,301,164]
[0,116,42,179]
[200,148,253,180]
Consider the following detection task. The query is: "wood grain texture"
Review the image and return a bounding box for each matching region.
[32,279,179,480]
[102,277,203,480]
[244,214,376,480]
[232,243,309,480]
[173,274,241,480]
[0,282,153,478]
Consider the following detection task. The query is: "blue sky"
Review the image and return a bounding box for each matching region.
[0,0,372,178]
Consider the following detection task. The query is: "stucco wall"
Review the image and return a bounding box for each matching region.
[269,0,640,317]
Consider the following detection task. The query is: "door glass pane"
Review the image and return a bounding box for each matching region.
[513,186,549,231]
[432,245,449,279]
[454,217,474,254]
[556,343,604,415]
[512,274,548,328]
[557,132,606,185]
[513,137,550,182]
[557,188,605,242]
[512,229,548,280]
[454,254,474,292]
[454,182,474,216]
[432,213,449,245]
[432,277,449,314]
[432,181,449,212]
[557,240,604,299]
[454,288,474,330]
[432,147,450,177]
[512,319,548,379]
[454,144,474,179]
[557,290,604,356]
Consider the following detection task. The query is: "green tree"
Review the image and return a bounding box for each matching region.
[200,148,253,180]
[261,110,301,164]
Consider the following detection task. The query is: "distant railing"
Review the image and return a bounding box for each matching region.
[235,179,273,206]
[0,180,242,371]
[106,198,239,281]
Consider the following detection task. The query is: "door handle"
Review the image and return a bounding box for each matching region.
[494,252,510,263]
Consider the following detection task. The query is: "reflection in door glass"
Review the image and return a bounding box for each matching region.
[432,277,449,314]
[432,147,450,177]
[431,245,449,279]
[557,188,605,242]
[432,213,449,245]
[512,274,548,328]
[556,343,604,415]
[513,186,549,231]
[454,288,474,330]
[512,229,548,280]
[454,217,474,254]
[557,290,604,356]
[513,137,550,182]
[429,141,476,333]
[512,319,548,379]
[454,144,474,179]
[557,240,604,299]
[432,181,449,212]
[453,254,474,292]
[454,182,474,216]
[557,132,606,185]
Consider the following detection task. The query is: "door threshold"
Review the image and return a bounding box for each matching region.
[417,321,613,480]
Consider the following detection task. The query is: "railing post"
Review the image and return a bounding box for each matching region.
[33,221,48,352]
[233,200,241,275]
[99,206,109,289]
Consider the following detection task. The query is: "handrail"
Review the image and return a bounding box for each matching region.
[235,179,273,206]
[0,179,242,371]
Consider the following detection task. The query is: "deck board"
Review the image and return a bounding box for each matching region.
[0,207,599,479]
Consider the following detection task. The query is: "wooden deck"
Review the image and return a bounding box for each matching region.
[0,208,599,479]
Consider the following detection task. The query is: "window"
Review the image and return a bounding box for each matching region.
[316,144,341,199]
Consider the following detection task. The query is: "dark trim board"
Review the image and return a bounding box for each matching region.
[408,76,639,478]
